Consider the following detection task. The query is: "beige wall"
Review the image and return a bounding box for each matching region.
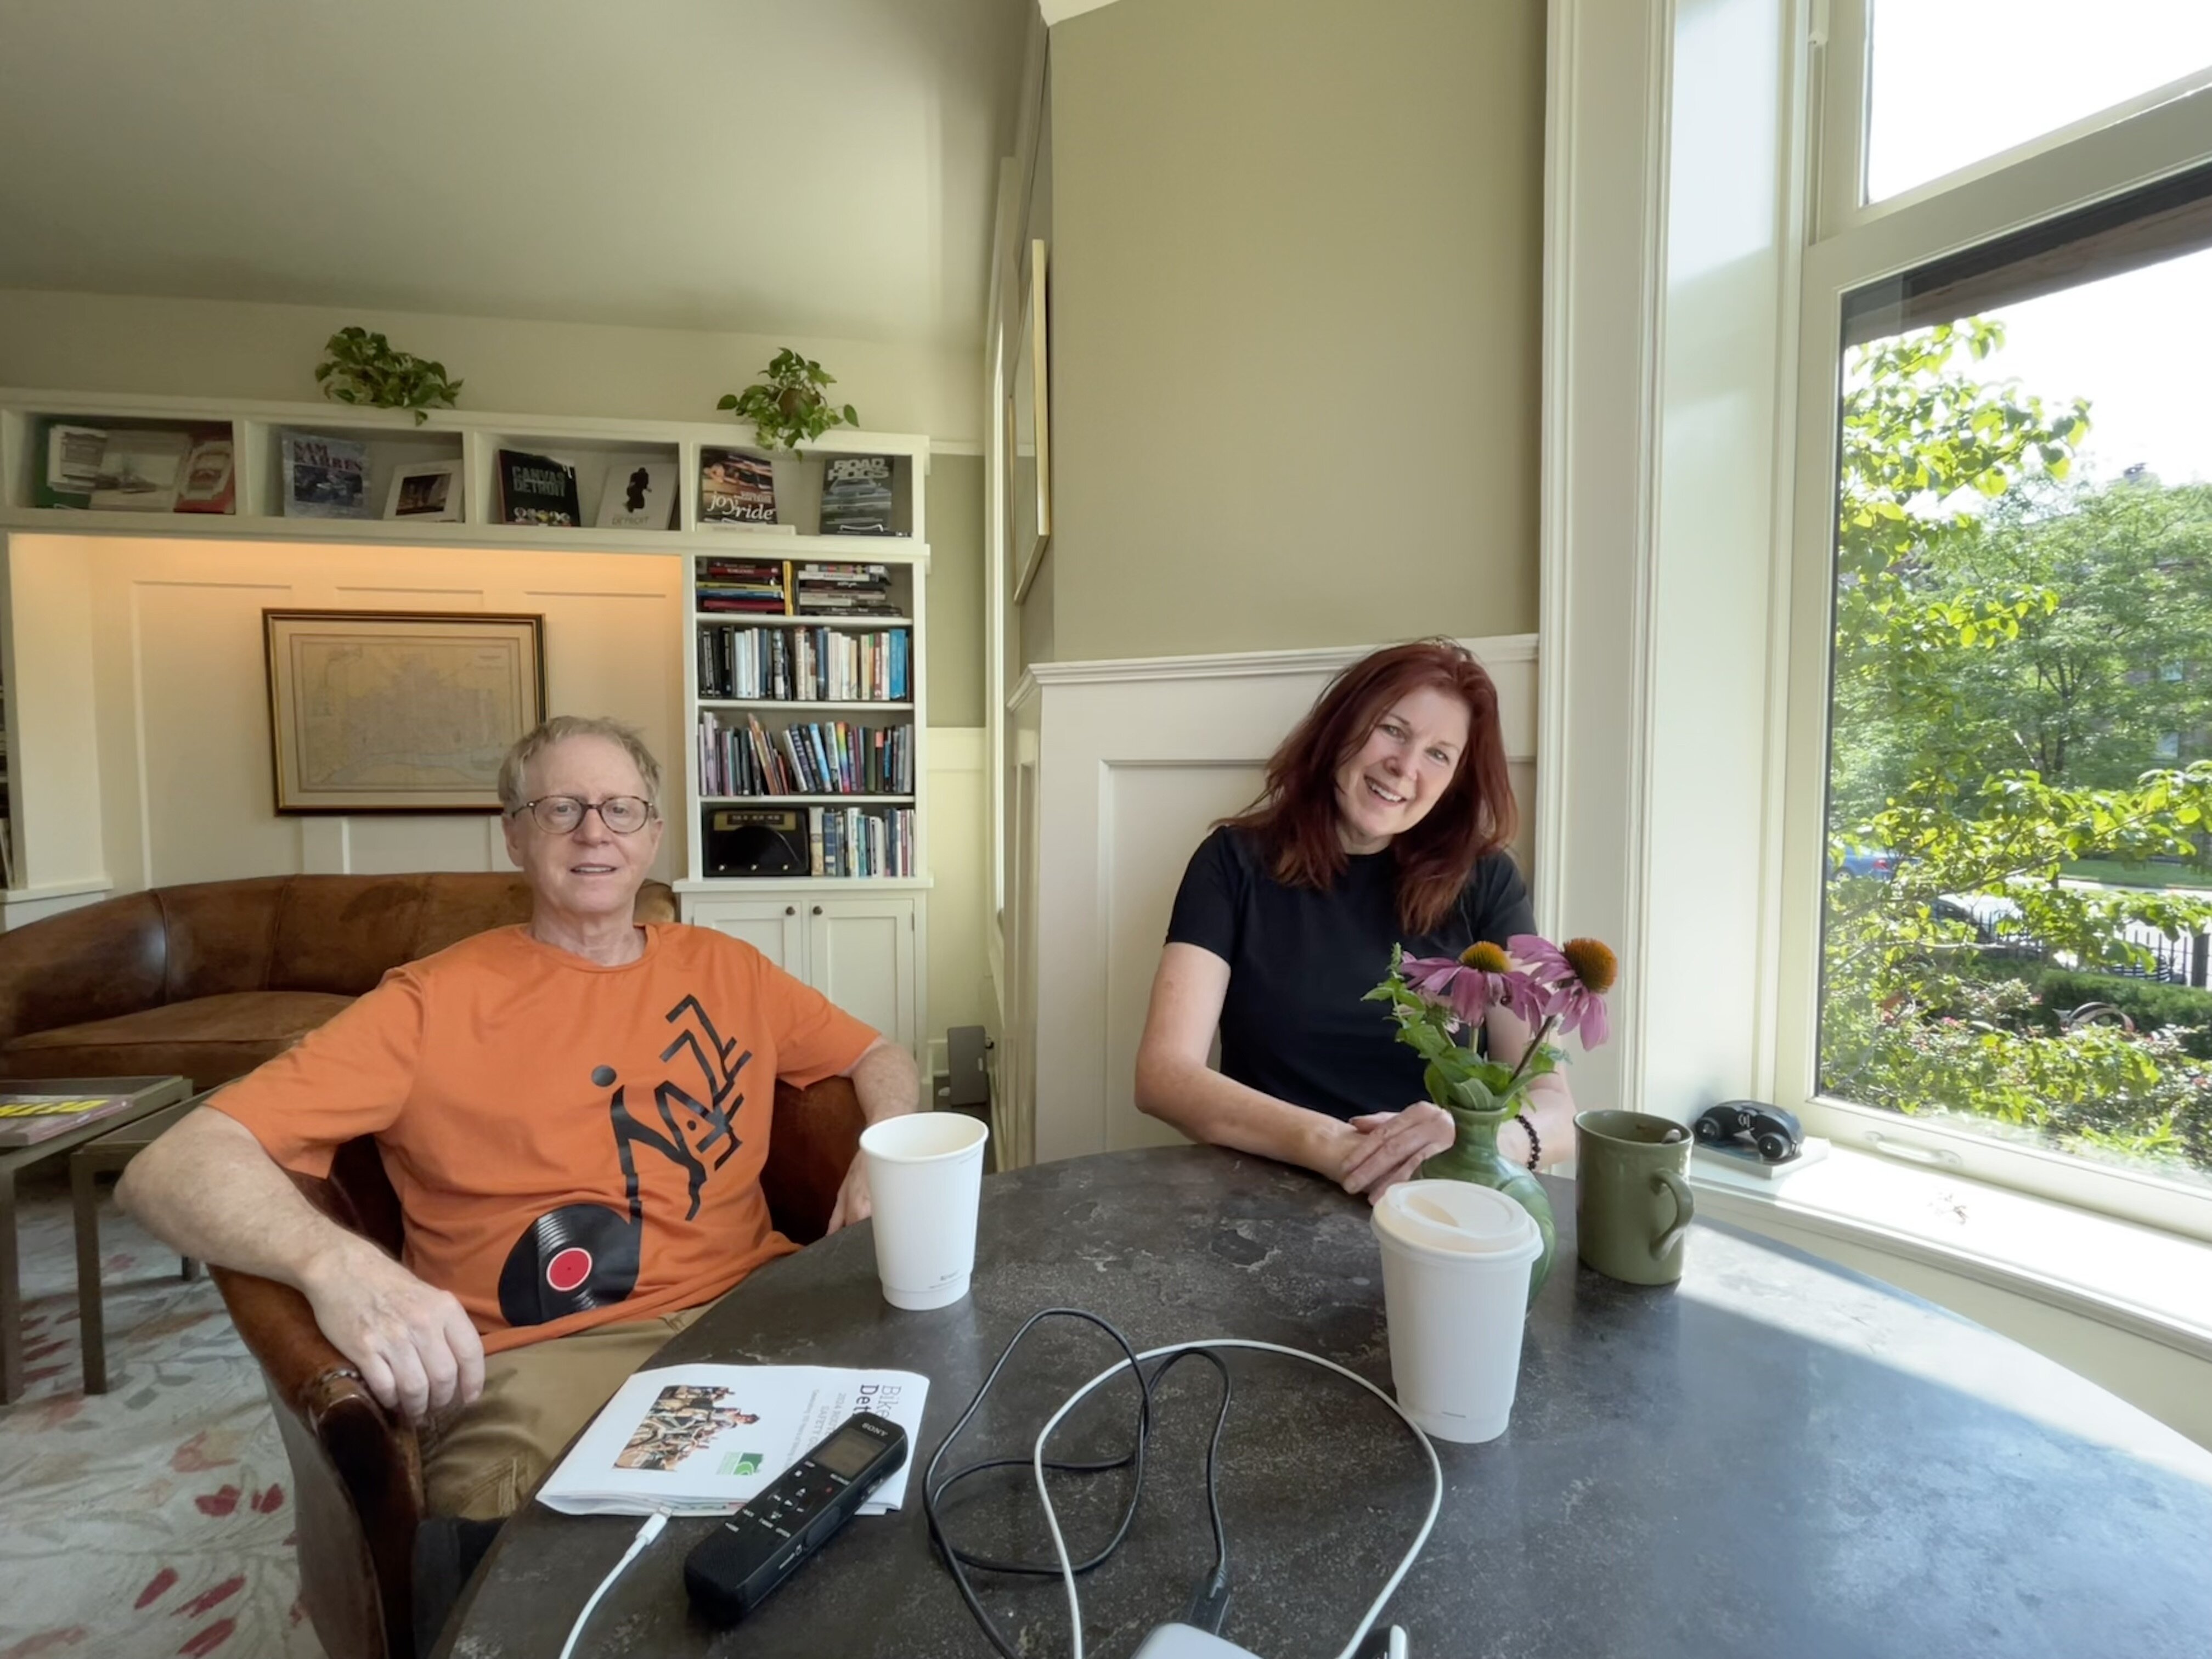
[0,288,983,445]
[927,455,986,726]
[1036,0,1544,661]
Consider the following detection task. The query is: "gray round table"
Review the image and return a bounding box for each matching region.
[438,1146,2212,1658]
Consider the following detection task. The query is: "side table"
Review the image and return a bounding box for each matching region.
[70,1090,213,1395]
[0,1074,191,1402]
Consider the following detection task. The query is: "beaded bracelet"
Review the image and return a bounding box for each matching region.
[1515,1111,1541,1172]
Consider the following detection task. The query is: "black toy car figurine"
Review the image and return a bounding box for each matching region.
[1693,1101,1804,1164]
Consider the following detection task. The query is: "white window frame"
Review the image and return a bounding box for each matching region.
[1773,3,2212,1240]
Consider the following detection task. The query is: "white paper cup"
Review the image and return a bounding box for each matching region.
[1372,1180,1542,1443]
[859,1111,990,1310]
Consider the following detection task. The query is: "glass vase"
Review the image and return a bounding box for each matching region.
[1419,1098,1557,1304]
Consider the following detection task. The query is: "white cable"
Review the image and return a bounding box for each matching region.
[1031,1339,1443,1659]
[557,1510,667,1659]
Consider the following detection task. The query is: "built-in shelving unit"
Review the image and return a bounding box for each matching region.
[0,385,931,1054]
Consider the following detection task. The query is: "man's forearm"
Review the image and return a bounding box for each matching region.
[849,1039,922,1123]
[115,1106,379,1292]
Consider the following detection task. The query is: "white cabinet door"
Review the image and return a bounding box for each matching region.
[685,896,807,976]
[806,896,918,1052]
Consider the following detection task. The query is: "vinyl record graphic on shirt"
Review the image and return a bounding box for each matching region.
[498,1203,642,1327]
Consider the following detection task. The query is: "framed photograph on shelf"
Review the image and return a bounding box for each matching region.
[383,459,464,521]
[1010,238,1052,596]
[262,610,546,814]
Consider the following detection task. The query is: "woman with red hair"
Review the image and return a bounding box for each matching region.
[1135,639,1573,1199]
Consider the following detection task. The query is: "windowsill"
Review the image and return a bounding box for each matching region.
[1682,1144,2212,1364]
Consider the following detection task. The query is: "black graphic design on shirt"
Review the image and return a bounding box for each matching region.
[495,992,752,1327]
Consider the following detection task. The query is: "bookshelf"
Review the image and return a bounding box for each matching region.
[0,386,932,1055]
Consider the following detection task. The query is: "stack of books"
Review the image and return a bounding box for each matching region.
[696,559,790,615]
[696,625,911,702]
[794,563,899,617]
[697,713,913,798]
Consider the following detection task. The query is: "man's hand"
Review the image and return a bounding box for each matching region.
[825,1155,872,1234]
[300,1238,486,1423]
[1339,1102,1456,1203]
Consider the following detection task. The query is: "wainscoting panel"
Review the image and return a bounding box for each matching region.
[1009,634,1537,1165]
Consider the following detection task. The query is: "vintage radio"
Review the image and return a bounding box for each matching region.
[703,807,808,877]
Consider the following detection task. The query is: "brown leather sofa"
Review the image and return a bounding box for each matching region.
[0,872,676,1087]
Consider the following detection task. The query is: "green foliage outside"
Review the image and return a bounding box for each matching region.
[1821,320,2212,1181]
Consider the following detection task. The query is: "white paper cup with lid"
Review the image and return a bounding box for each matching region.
[859,1111,990,1310]
[1371,1180,1543,1443]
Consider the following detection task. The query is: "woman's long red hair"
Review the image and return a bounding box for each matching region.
[1223,639,1517,935]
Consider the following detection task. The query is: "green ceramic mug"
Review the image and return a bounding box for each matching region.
[1574,1109,1696,1285]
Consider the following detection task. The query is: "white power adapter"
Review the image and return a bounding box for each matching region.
[1131,1624,1409,1659]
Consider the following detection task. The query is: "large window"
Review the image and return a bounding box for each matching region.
[1788,5,2212,1235]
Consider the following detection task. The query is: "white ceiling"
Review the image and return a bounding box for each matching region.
[0,0,1029,349]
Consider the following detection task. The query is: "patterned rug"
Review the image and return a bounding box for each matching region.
[0,1164,323,1659]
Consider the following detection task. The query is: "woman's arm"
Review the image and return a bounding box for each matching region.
[1483,1002,1578,1171]
[1135,943,1452,1196]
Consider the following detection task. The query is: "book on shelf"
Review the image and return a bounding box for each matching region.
[794,562,900,617]
[281,431,375,518]
[595,458,678,529]
[695,712,913,799]
[696,557,793,615]
[175,431,236,514]
[803,805,915,878]
[498,449,583,527]
[819,455,896,536]
[696,623,910,701]
[0,1092,142,1149]
[699,449,780,527]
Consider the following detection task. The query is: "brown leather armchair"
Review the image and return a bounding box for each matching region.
[211,1074,867,1659]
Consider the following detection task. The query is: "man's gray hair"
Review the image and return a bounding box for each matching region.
[497,715,664,813]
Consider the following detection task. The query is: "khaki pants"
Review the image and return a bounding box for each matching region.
[420,1304,712,1520]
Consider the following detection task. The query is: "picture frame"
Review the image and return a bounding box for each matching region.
[383,459,465,521]
[1010,238,1051,594]
[262,610,547,814]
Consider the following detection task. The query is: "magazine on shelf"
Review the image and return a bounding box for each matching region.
[38,421,108,507]
[536,1363,928,1517]
[699,449,780,526]
[0,1092,141,1149]
[595,458,677,529]
[818,455,895,535]
[497,449,583,527]
[175,433,236,514]
[281,432,375,518]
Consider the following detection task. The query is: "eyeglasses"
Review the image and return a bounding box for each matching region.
[510,795,658,835]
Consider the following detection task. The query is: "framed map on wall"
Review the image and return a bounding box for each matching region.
[262,610,547,813]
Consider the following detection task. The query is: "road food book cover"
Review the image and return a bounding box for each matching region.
[537,1364,928,1516]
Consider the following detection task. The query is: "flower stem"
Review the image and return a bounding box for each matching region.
[1500,1013,1560,1096]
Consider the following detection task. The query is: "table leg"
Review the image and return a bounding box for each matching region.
[0,1172,20,1404]
[74,1157,108,1395]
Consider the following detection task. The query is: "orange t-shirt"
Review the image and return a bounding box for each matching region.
[212,923,877,1353]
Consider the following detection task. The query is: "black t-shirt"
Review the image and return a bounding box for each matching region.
[1164,826,1537,1122]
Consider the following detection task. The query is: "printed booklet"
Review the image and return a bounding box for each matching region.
[535,1363,928,1517]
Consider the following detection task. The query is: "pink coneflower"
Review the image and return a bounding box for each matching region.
[1401,941,1547,1029]
[1510,933,1616,1048]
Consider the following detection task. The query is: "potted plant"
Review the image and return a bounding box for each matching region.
[716,350,859,452]
[314,328,462,425]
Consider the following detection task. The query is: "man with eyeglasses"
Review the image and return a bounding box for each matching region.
[120,714,920,1522]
